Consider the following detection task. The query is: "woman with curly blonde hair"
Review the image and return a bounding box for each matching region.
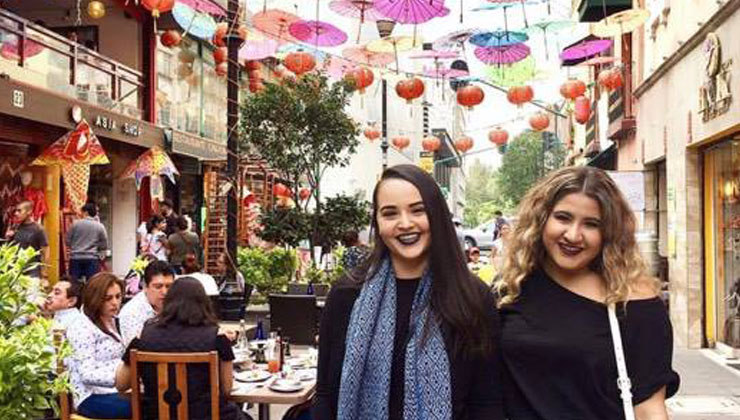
[497,166,679,420]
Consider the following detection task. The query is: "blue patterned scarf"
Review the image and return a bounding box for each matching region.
[337,258,452,420]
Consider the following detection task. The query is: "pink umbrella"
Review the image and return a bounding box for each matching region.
[474,44,530,65]
[329,0,385,43]
[374,0,446,24]
[560,39,613,62]
[177,0,226,17]
[410,50,459,60]
[424,67,469,79]
[324,56,357,79]
[342,46,394,67]
[289,20,348,47]
[239,37,279,60]
[577,56,616,67]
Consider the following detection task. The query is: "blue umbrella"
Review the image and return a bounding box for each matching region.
[469,30,528,48]
[172,2,217,41]
[471,0,543,29]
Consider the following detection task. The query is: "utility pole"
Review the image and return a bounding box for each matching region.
[225,0,241,273]
[381,78,389,171]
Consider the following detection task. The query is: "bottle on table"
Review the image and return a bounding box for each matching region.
[238,319,248,349]
[276,327,284,372]
[254,318,266,340]
[307,282,314,295]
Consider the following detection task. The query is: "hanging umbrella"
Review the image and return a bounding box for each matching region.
[324,56,358,79]
[367,36,423,72]
[590,8,650,38]
[410,50,459,60]
[474,43,530,65]
[120,147,180,191]
[276,44,330,63]
[471,0,542,30]
[433,28,483,51]
[424,67,469,79]
[486,56,538,87]
[239,34,279,61]
[31,120,109,211]
[342,45,394,67]
[522,19,573,59]
[171,2,217,41]
[374,0,446,25]
[0,39,45,61]
[469,30,528,48]
[329,0,385,43]
[253,9,301,43]
[177,0,226,17]
[577,56,615,67]
[289,20,348,47]
[560,39,612,63]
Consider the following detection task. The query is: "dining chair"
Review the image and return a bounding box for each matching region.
[268,294,319,345]
[129,350,221,420]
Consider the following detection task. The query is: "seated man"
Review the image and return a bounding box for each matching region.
[43,277,84,331]
[119,260,175,346]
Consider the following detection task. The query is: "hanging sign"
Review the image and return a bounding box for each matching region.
[419,151,434,174]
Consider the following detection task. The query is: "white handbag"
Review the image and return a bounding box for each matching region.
[608,304,636,420]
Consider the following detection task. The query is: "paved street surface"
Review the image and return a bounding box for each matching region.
[670,348,740,419]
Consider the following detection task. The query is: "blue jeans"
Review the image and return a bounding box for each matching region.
[77,393,132,419]
[69,258,100,282]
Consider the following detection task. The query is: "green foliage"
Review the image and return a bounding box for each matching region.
[237,247,297,295]
[315,194,371,250]
[0,245,69,418]
[463,160,516,227]
[496,130,566,207]
[258,207,311,248]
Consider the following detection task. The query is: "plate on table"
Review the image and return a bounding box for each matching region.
[235,370,272,383]
[269,378,304,393]
[294,368,316,381]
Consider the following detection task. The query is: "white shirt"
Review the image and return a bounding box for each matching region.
[65,315,124,409]
[53,307,84,332]
[178,272,219,296]
[119,292,156,346]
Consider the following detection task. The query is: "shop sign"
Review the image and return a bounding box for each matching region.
[12,89,24,108]
[94,115,140,137]
[418,151,434,174]
[699,32,732,122]
[169,129,226,161]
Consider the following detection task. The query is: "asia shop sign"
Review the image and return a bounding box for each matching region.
[169,129,227,160]
[93,114,141,137]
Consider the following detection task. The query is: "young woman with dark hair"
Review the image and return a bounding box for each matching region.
[116,277,249,420]
[66,273,131,419]
[313,164,503,420]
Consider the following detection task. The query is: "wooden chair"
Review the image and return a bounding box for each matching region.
[129,350,220,420]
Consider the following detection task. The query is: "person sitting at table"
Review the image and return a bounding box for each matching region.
[116,277,250,420]
[66,273,131,419]
[119,260,175,345]
[43,275,84,331]
[314,165,504,420]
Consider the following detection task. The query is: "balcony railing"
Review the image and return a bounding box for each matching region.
[0,9,145,119]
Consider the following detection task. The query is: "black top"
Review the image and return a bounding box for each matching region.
[500,270,680,420]
[123,321,245,420]
[11,222,48,277]
[313,277,504,420]
[389,278,420,420]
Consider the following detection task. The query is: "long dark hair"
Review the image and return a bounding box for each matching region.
[354,164,493,356]
[157,277,218,327]
[83,273,124,341]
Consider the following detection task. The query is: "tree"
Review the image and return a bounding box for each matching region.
[496,130,566,206]
[240,72,360,249]
[464,159,515,227]
[315,194,371,250]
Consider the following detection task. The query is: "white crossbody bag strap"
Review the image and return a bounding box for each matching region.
[608,304,636,420]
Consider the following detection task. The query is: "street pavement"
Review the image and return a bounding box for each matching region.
[669,348,740,419]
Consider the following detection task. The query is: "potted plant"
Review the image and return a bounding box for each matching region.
[237,247,297,297]
[0,245,69,418]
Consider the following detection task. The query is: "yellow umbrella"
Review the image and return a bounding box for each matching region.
[366,35,423,72]
[590,8,650,38]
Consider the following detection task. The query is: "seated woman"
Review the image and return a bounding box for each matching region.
[66,273,131,419]
[116,277,248,420]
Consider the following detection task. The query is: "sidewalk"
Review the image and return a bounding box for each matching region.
[669,348,740,419]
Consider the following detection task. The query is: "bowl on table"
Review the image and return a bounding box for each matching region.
[235,369,273,383]
[269,378,304,393]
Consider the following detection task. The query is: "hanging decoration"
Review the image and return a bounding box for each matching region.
[395,77,425,103]
[213,46,227,64]
[160,30,182,47]
[486,56,537,87]
[32,120,109,211]
[239,34,279,61]
[529,112,550,131]
[473,44,530,65]
[560,79,586,100]
[366,36,423,72]
[213,22,228,47]
[245,60,262,72]
[560,39,612,65]
[329,0,385,43]
[363,125,381,141]
[391,136,410,150]
[456,85,484,109]
[273,183,292,198]
[289,20,348,47]
[488,128,509,146]
[215,62,227,77]
[299,188,311,201]
[253,9,301,43]
[422,135,441,152]
[87,1,106,19]
[598,68,623,92]
[454,136,474,153]
[574,96,591,124]
[141,0,175,28]
[374,0,445,25]
[171,2,217,41]
[342,46,394,67]
[119,147,179,204]
[284,51,316,76]
[346,67,374,93]
[507,85,534,106]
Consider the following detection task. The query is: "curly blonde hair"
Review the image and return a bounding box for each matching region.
[496,166,654,306]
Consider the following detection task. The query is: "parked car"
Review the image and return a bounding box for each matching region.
[462,220,497,250]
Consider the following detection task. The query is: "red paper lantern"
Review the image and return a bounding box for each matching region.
[507,85,534,106]
[237,24,248,41]
[454,136,474,153]
[160,30,181,48]
[529,112,550,131]
[213,47,227,65]
[574,96,591,124]
[215,62,227,77]
[247,69,261,80]
[395,78,424,104]
[457,85,484,109]
[248,80,264,93]
[488,128,509,146]
[213,22,228,47]
[141,0,175,18]
[598,68,623,92]
[284,52,316,76]
[560,79,586,100]
[422,135,441,152]
[273,183,291,198]
[391,136,410,150]
[299,188,311,201]
[363,127,381,141]
[245,60,262,72]
[349,67,374,94]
